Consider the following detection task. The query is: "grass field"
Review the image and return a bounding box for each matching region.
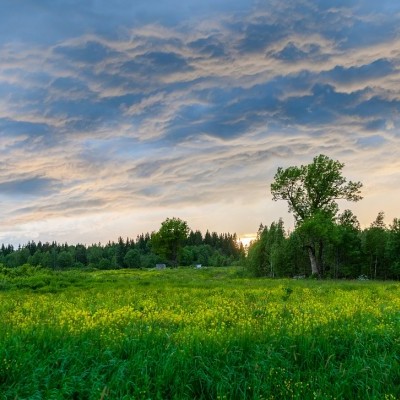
[0,266,399,399]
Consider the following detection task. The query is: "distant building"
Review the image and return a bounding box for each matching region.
[156,263,166,270]
[196,264,202,269]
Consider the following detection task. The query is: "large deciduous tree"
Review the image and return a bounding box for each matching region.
[151,217,190,267]
[270,154,363,276]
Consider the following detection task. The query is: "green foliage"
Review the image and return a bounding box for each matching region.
[0,224,244,272]
[57,251,73,269]
[124,249,141,268]
[271,155,363,276]
[246,210,400,280]
[151,217,190,266]
[271,154,363,222]
[98,258,111,270]
[332,211,363,278]
[296,211,338,276]
[362,212,389,279]
[247,220,287,277]
[386,218,400,279]
[0,263,44,278]
[87,244,104,265]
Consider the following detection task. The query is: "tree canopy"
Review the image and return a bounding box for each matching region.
[270,154,363,276]
[271,154,363,222]
[151,217,190,267]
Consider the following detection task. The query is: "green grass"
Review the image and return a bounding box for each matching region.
[0,267,399,399]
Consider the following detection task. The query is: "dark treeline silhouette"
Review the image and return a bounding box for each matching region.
[0,229,245,270]
[247,212,400,280]
[2,210,399,280]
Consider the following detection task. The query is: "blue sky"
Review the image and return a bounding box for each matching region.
[1,0,400,245]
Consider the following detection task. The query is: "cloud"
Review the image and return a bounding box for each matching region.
[188,36,226,58]
[323,59,395,85]
[238,20,288,53]
[53,41,121,65]
[0,118,50,138]
[121,51,192,77]
[356,135,386,147]
[0,176,60,197]
[1,0,400,244]
[272,42,323,62]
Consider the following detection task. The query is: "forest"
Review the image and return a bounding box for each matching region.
[0,224,245,272]
[0,210,399,280]
[247,211,400,280]
[1,155,399,280]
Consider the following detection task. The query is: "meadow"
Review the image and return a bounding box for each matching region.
[0,266,399,399]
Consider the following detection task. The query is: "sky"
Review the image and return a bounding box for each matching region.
[1,0,400,247]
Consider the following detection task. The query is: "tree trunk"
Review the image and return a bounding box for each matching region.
[317,239,324,276]
[306,246,320,276]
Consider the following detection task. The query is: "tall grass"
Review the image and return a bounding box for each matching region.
[1,267,399,399]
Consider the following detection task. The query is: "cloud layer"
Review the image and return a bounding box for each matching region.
[1,0,400,244]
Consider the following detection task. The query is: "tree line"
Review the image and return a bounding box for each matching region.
[1,154,398,280]
[248,154,400,280]
[0,224,245,270]
[247,211,400,280]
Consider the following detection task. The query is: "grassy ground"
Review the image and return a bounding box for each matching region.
[0,266,399,399]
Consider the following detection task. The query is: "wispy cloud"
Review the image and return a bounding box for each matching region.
[1,0,400,244]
